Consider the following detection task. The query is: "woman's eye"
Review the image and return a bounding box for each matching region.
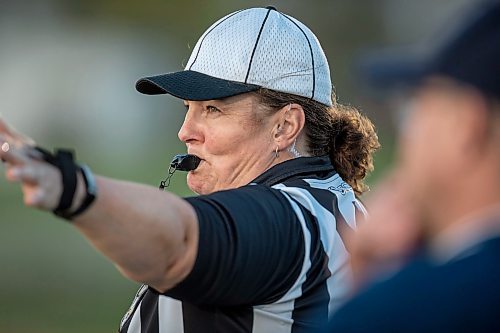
[206,105,221,113]
[183,104,189,111]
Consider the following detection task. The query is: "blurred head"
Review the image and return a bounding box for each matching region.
[376,1,500,234]
[367,2,500,231]
[135,7,379,194]
[399,77,500,225]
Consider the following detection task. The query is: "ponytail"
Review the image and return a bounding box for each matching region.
[328,103,380,195]
[255,88,380,195]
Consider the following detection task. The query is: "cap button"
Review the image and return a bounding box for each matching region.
[265,6,277,10]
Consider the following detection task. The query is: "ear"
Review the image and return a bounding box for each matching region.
[272,103,305,150]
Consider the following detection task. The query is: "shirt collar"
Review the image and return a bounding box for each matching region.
[429,204,500,263]
[251,155,334,186]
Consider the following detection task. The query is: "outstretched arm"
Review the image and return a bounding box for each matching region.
[73,177,199,292]
[0,119,199,292]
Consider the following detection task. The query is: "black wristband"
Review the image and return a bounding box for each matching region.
[53,150,78,214]
[66,164,97,220]
[32,146,97,221]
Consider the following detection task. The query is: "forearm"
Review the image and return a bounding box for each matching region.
[71,175,199,291]
[0,135,198,291]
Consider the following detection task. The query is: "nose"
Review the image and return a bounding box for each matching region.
[178,105,202,144]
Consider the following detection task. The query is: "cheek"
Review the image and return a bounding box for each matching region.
[204,120,250,155]
[399,106,460,197]
[204,120,267,163]
[399,112,443,189]
[187,126,257,194]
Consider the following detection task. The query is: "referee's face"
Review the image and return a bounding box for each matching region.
[178,93,278,195]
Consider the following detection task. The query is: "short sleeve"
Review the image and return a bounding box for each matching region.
[165,185,305,306]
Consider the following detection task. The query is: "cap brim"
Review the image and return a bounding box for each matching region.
[136,70,261,100]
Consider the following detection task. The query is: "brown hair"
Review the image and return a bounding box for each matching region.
[254,88,380,195]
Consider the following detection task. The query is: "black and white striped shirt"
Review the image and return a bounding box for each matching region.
[119,156,365,333]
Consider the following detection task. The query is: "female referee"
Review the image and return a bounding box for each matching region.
[0,6,379,333]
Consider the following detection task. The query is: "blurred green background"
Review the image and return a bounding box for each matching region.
[0,0,474,331]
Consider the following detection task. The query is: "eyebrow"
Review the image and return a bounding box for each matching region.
[183,98,241,109]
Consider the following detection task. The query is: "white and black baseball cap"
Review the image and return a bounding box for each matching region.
[136,6,333,106]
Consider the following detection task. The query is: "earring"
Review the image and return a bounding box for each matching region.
[275,146,279,159]
[288,139,301,158]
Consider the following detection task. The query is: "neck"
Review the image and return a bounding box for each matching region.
[426,161,500,240]
[429,203,500,261]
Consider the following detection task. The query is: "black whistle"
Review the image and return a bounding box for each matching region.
[159,154,201,190]
[170,154,201,171]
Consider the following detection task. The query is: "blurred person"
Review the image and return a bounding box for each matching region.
[0,7,379,333]
[328,1,500,332]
